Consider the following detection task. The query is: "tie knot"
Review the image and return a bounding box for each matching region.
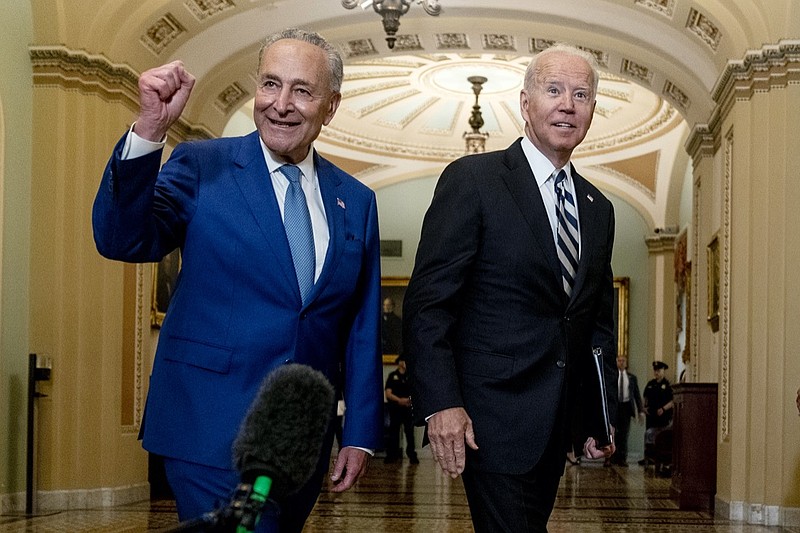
[554,169,567,188]
[279,164,302,184]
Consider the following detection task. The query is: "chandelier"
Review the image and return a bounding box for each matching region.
[341,0,442,49]
[463,76,489,154]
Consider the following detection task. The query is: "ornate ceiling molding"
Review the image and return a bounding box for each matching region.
[685,124,715,167]
[688,40,800,163]
[645,231,678,253]
[29,45,213,142]
[634,0,676,19]
[141,13,186,56]
[712,40,800,104]
[591,164,657,201]
[30,45,139,101]
[686,7,722,52]
[321,125,465,161]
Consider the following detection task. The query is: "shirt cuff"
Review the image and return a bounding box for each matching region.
[121,123,166,160]
[346,446,374,456]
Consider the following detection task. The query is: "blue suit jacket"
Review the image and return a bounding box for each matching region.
[93,131,384,469]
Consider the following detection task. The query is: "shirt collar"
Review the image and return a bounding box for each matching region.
[520,136,572,187]
[259,139,316,182]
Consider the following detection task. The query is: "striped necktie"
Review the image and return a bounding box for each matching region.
[279,164,315,304]
[554,170,580,296]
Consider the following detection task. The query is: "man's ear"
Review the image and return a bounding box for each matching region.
[323,92,342,126]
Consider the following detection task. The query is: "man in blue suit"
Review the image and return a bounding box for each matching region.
[92,28,383,532]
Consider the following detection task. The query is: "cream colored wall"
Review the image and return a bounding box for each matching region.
[688,40,800,523]
[0,0,33,500]
[27,85,151,499]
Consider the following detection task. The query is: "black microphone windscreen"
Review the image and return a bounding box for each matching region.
[232,364,335,500]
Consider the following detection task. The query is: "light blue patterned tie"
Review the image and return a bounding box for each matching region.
[279,164,315,304]
[554,170,580,296]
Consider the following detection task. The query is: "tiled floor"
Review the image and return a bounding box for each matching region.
[1,457,797,532]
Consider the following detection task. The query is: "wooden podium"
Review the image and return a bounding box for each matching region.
[670,383,718,511]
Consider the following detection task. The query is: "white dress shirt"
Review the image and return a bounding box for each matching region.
[519,136,581,258]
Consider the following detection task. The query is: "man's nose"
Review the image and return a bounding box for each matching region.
[559,93,575,111]
[273,87,295,111]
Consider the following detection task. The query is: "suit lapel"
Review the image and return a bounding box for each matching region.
[571,166,598,299]
[231,132,300,297]
[305,152,344,304]
[500,140,564,294]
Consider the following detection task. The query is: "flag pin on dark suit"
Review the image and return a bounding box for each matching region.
[337,198,346,209]
[587,194,594,202]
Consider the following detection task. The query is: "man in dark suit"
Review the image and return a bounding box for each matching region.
[403,43,617,532]
[92,28,383,533]
[381,297,403,355]
[608,356,643,467]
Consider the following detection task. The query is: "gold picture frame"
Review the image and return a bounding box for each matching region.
[706,234,720,332]
[382,276,630,362]
[614,277,630,359]
[380,276,409,364]
[150,249,181,328]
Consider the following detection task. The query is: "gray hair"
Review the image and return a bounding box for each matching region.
[258,28,344,93]
[524,43,600,97]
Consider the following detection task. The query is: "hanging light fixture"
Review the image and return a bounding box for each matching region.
[463,76,489,154]
[341,0,442,49]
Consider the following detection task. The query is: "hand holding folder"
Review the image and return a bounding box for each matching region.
[582,347,616,459]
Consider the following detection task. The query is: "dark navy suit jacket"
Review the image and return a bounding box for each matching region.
[93,131,384,469]
[404,138,617,475]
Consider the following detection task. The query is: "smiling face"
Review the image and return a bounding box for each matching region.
[520,51,596,168]
[253,39,341,164]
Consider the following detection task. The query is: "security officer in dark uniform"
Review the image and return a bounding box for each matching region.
[640,360,674,472]
[384,354,418,464]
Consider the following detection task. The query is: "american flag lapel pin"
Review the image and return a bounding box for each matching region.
[337,197,346,209]
[587,194,594,202]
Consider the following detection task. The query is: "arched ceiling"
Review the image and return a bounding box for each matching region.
[31,0,798,228]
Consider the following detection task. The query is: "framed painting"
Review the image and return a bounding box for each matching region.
[378,276,630,361]
[150,249,181,328]
[380,277,409,364]
[613,277,630,359]
[707,234,720,332]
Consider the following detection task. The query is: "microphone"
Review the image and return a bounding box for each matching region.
[159,363,335,533]
[232,363,335,498]
[231,363,335,531]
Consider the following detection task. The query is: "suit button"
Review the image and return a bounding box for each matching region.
[556,360,566,368]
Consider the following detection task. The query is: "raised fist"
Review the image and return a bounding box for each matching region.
[134,60,196,142]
